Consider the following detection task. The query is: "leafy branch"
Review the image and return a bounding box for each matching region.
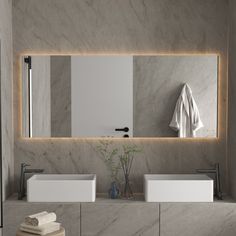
[119,145,142,178]
[96,140,121,182]
[96,141,142,199]
[119,144,142,198]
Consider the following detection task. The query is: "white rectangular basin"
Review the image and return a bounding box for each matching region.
[144,174,213,202]
[27,174,96,202]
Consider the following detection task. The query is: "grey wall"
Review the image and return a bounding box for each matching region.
[229,0,236,199]
[13,0,228,193]
[32,56,51,137]
[133,55,218,137]
[0,0,14,199]
[51,56,71,137]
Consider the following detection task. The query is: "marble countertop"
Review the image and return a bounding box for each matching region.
[4,193,236,205]
[5,193,145,204]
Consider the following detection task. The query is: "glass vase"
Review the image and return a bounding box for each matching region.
[122,174,134,199]
[108,181,120,199]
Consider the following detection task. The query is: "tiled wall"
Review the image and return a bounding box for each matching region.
[13,0,228,193]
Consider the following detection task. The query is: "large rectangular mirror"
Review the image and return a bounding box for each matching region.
[21,54,218,138]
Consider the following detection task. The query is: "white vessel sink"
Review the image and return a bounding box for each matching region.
[144,174,213,202]
[27,174,96,202]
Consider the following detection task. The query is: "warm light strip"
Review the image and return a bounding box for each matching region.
[17,52,222,141]
[19,52,220,56]
[29,68,33,138]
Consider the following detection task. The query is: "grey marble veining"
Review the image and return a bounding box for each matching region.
[3,200,80,236]
[14,139,226,194]
[13,0,228,53]
[5,196,236,236]
[81,203,159,236]
[51,56,71,137]
[161,203,236,236]
[133,55,217,137]
[13,0,228,195]
[0,0,14,199]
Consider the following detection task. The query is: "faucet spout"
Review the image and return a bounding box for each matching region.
[196,169,217,173]
[24,169,44,173]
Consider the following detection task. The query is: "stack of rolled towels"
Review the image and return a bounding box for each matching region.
[20,211,61,235]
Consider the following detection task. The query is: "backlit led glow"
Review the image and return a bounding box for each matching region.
[17,52,223,141]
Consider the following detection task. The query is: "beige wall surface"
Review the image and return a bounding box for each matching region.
[13,0,228,193]
[0,0,14,199]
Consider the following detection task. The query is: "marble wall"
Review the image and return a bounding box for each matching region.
[51,56,71,137]
[31,56,51,137]
[133,55,218,137]
[229,0,236,199]
[13,0,228,193]
[0,0,14,199]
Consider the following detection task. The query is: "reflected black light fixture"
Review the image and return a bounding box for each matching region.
[24,56,32,137]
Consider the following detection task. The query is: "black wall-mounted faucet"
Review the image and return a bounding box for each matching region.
[196,163,222,200]
[18,163,44,200]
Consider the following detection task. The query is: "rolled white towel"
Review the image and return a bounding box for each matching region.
[25,212,48,225]
[20,222,61,235]
[25,211,57,226]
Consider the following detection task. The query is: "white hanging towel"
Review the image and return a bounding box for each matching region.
[169,84,203,137]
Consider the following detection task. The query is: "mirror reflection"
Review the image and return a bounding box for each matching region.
[21,55,218,138]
